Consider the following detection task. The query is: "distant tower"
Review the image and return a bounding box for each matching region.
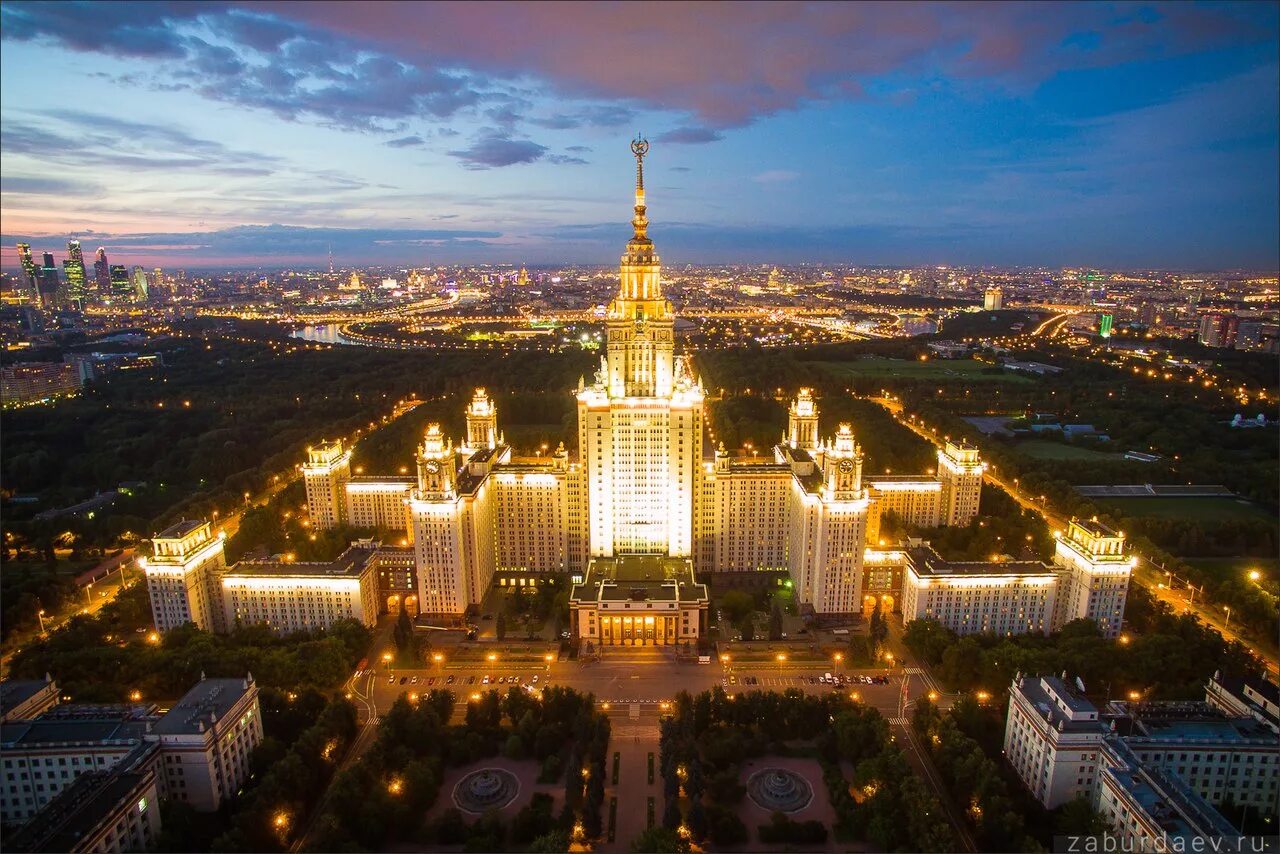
[131,265,149,302]
[517,266,530,286]
[93,248,110,293]
[39,253,61,308]
[787,388,819,450]
[144,519,226,633]
[328,242,334,275]
[302,439,352,530]
[983,287,1002,310]
[109,265,131,301]
[823,423,864,498]
[63,240,87,305]
[465,388,498,450]
[16,243,37,300]
[937,440,983,526]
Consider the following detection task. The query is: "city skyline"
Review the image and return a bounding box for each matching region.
[2,1,1278,270]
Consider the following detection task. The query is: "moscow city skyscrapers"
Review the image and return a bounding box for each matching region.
[93,246,110,292]
[62,239,87,306]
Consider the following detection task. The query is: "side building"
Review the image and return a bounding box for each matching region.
[141,520,226,633]
[220,545,379,633]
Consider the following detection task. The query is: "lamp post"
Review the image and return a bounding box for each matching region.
[1223,606,1232,630]
[36,609,46,634]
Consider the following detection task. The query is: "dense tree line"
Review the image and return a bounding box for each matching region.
[903,585,1263,701]
[307,685,608,851]
[911,698,1042,852]
[7,584,370,702]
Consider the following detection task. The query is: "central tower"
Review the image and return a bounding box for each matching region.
[578,138,703,557]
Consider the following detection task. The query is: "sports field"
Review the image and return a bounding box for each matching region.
[814,358,1032,383]
[1101,496,1275,524]
[1013,440,1118,462]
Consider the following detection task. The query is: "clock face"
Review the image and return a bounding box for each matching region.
[425,460,440,474]
[839,459,854,473]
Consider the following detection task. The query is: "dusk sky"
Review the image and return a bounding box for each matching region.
[1,1,1277,271]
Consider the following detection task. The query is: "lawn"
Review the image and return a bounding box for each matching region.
[1101,497,1275,525]
[813,358,1033,383]
[1013,440,1119,462]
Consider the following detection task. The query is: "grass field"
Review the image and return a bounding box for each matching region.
[814,358,1033,383]
[1014,440,1119,461]
[1101,496,1275,524]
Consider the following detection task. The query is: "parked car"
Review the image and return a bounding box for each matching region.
[482,675,490,684]
[532,675,539,683]
[446,675,455,685]
[399,676,408,685]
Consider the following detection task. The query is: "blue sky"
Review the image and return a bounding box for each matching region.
[1,1,1276,270]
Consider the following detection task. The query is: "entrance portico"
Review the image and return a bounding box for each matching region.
[569,555,709,647]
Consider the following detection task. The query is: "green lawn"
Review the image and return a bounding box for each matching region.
[1102,497,1275,524]
[1014,440,1119,462]
[814,358,1033,383]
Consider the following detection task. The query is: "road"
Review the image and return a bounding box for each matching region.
[869,395,1279,678]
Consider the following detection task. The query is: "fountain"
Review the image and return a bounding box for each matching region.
[746,768,813,812]
[453,768,519,812]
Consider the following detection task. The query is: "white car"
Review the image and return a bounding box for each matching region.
[532,675,539,684]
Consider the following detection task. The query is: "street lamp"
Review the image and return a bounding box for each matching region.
[1223,605,1232,630]
[1248,569,1262,583]
[382,652,393,670]
[36,609,46,634]
[833,652,843,673]
[432,653,444,670]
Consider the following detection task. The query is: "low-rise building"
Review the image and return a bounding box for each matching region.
[569,556,708,648]
[902,544,1059,636]
[220,544,379,632]
[1,677,59,724]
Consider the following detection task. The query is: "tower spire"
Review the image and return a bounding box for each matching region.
[630,134,650,243]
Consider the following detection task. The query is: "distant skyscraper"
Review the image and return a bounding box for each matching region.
[16,243,37,301]
[328,243,334,274]
[131,265,149,301]
[93,247,110,293]
[63,240,87,305]
[38,252,61,308]
[984,287,1003,310]
[109,264,131,301]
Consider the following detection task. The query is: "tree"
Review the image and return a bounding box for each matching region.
[630,826,691,854]
[868,599,888,657]
[527,830,570,853]
[719,590,754,625]
[768,600,783,641]
[496,612,507,641]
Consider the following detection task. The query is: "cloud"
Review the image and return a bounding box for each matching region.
[1,223,504,263]
[656,127,724,144]
[753,170,799,183]
[530,104,634,129]
[384,134,427,148]
[1,175,101,196]
[546,154,588,165]
[448,132,548,169]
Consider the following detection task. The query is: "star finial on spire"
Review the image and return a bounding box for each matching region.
[630,135,650,242]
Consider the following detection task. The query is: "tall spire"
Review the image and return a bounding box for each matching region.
[629,134,650,247]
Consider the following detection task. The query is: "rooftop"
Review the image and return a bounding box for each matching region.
[570,556,708,604]
[5,752,156,853]
[1073,517,1122,539]
[1,677,54,718]
[153,518,204,540]
[223,544,375,579]
[151,676,255,737]
[1,718,150,749]
[908,544,1053,578]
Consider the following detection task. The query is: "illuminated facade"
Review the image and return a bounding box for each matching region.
[1051,518,1132,638]
[569,556,709,647]
[901,544,1059,636]
[294,141,989,621]
[220,545,379,632]
[143,520,227,633]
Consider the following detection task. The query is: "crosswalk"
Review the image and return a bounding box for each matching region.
[888,717,909,727]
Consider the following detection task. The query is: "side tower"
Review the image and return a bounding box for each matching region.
[465,387,498,451]
[788,423,869,614]
[144,519,226,633]
[937,440,983,526]
[303,439,351,530]
[787,388,819,451]
[409,424,466,617]
[1051,518,1132,637]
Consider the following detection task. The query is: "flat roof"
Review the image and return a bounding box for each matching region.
[1,718,150,749]
[1013,675,1104,734]
[907,544,1053,578]
[571,556,708,604]
[1074,517,1122,539]
[151,677,254,736]
[6,763,154,853]
[224,544,375,579]
[1,678,53,718]
[153,518,204,540]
